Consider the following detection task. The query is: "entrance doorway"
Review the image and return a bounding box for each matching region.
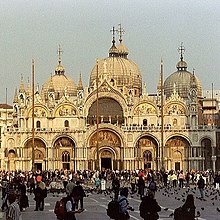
[63,163,70,170]
[101,158,112,169]
[35,163,42,171]
[175,162,180,171]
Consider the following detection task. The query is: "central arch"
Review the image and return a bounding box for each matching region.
[89,130,121,170]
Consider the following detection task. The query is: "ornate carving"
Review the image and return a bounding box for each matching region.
[165,104,185,115]
[134,103,156,115]
[90,131,120,147]
[56,105,76,117]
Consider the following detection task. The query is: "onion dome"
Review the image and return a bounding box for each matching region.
[89,26,142,97]
[42,45,77,101]
[164,44,202,99]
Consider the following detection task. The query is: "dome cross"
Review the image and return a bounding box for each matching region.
[117,23,125,43]
[178,42,185,61]
[57,44,63,65]
[110,26,116,45]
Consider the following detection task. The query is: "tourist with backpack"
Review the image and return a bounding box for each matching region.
[139,190,161,220]
[65,186,83,220]
[148,178,157,197]
[107,187,133,220]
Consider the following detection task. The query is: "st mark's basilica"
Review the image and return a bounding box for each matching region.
[1,26,220,172]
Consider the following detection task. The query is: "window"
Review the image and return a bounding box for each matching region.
[36,121,41,128]
[64,120,69,127]
[62,151,70,162]
[143,119,147,126]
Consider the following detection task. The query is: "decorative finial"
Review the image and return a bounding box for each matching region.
[178,42,185,61]
[57,44,63,65]
[192,68,195,75]
[110,26,116,45]
[117,23,125,43]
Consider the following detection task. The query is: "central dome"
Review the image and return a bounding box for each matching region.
[89,40,142,97]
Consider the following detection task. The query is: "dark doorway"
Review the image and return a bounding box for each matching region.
[101,158,112,169]
[63,163,70,170]
[35,163,42,171]
[144,162,151,169]
[175,162,180,171]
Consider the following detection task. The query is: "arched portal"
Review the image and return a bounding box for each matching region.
[100,149,113,170]
[24,139,46,171]
[89,130,121,170]
[54,137,75,170]
[201,138,212,170]
[165,136,190,171]
[135,136,158,170]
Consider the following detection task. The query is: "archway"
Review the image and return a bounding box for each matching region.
[201,138,212,170]
[89,130,121,170]
[165,136,190,171]
[54,137,75,170]
[135,136,158,170]
[24,138,46,171]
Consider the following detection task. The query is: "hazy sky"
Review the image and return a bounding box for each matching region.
[0,0,220,104]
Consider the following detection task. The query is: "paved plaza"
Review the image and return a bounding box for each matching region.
[1,186,220,220]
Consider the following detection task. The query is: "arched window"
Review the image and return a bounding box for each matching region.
[143,150,152,161]
[143,119,148,126]
[62,151,70,162]
[64,120,69,128]
[36,121,41,128]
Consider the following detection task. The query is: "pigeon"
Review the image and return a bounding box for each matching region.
[164,208,169,211]
[217,208,220,212]
[201,207,204,210]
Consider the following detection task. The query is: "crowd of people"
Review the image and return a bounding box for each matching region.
[0,168,219,219]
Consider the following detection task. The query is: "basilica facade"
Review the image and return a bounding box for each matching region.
[1,28,219,172]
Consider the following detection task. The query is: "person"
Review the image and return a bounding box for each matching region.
[74,181,85,211]
[130,172,136,194]
[66,179,74,196]
[181,194,195,219]
[112,176,120,200]
[65,186,83,220]
[6,193,21,220]
[18,180,29,211]
[148,178,157,198]
[174,194,195,220]
[197,175,205,199]
[116,187,133,220]
[137,176,145,199]
[178,171,185,188]
[34,182,46,211]
[139,190,161,220]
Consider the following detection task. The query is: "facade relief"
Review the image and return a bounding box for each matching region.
[134,103,156,115]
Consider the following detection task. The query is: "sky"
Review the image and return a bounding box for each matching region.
[0,0,220,104]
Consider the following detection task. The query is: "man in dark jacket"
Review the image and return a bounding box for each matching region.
[74,181,85,211]
[139,190,161,220]
[197,175,205,199]
[112,176,120,200]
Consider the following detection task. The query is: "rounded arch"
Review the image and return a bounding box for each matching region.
[27,105,49,118]
[164,101,187,115]
[84,92,128,117]
[165,135,190,171]
[52,135,76,148]
[132,101,158,116]
[135,135,159,170]
[165,134,192,146]
[87,97,124,125]
[54,103,79,117]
